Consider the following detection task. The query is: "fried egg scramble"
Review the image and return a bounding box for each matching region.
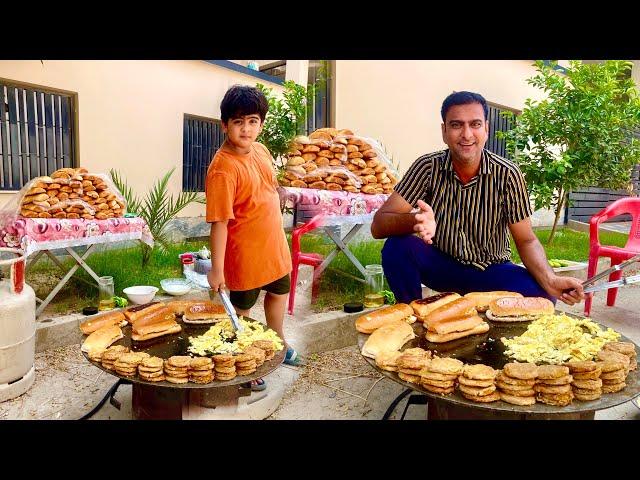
[188,317,284,355]
[501,314,621,364]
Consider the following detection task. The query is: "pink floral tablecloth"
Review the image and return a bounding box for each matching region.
[0,216,154,257]
[278,187,388,226]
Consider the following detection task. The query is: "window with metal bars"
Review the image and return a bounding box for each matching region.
[485,103,517,159]
[182,114,224,192]
[0,81,76,190]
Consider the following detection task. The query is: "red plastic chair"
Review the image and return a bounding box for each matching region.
[584,197,640,317]
[288,214,325,315]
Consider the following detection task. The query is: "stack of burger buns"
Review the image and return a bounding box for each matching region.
[114,352,150,377]
[375,351,403,372]
[280,128,398,195]
[101,345,130,371]
[496,363,538,406]
[422,297,489,343]
[457,364,500,403]
[485,297,554,322]
[138,356,166,382]
[396,348,432,384]
[164,356,191,384]
[602,341,637,372]
[596,347,630,393]
[188,357,214,384]
[420,357,464,395]
[19,167,126,219]
[534,364,574,406]
[565,361,603,401]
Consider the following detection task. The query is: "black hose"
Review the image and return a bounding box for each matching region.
[78,378,130,420]
[382,388,413,420]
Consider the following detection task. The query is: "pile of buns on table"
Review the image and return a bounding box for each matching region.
[279,128,398,195]
[79,300,277,384]
[18,167,126,219]
[357,291,637,406]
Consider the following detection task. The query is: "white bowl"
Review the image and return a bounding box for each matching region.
[122,285,159,305]
[160,278,191,296]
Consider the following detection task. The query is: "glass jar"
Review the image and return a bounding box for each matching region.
[363,264,385,308]
[98,276,115,311]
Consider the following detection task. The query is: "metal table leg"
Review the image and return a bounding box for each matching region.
[35,244,98,317]
[318,224,367,279]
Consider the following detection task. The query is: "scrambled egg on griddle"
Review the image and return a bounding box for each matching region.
[188,317,284,355]
[501,314,620,364]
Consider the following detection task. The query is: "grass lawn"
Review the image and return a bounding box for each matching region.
[27,227,630,316]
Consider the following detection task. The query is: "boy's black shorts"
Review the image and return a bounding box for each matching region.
[227,274,291,311]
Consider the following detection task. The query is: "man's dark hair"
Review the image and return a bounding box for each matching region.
[220,85,269,123]
[441,91,488,122]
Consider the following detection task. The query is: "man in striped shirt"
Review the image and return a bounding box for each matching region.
[371,91,584,305]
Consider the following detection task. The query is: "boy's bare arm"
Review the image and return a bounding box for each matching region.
[208,220,228,291]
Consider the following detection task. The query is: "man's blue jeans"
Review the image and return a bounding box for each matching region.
[381,235,554,304]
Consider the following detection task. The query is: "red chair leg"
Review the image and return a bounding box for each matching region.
[288,259,300,315]
[584,250,599,317]
[606,259,623,307]
[584,293,593,317]
[310,265,322,304]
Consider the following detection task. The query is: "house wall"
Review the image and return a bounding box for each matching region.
[332,60,561,226]
[0,60,285,219]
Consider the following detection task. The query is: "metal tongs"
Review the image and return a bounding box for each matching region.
[217,289,244,333]
[578,254,640,294]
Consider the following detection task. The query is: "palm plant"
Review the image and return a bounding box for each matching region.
[110,168,206,267]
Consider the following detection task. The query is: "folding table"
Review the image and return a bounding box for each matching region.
[278,186,388,281]
[0,216,154,316]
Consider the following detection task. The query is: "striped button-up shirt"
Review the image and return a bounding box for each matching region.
[394,149,532,270]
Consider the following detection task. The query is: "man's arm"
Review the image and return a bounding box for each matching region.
[207,220,228,291]
[371,192,435,242]
[509,218,584,305]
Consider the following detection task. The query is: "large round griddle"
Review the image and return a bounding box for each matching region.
[82,316,285,389]
[358,311,640,414]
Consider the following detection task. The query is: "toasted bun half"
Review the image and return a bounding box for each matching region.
[79,311,127,334]
[355,303,414,333]
[486,297,554,322]
[427,315,484,335]
[131,323,182,341]
[361,321,415,359]
[81,324,123,354]
[410,292,461,319]
[423,297,477,325]
[425,322,490,343]
[463,291,523,312]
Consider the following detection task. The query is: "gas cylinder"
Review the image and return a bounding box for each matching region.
[0,248,36,402]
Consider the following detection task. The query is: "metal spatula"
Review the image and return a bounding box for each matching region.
[217,289,244,333]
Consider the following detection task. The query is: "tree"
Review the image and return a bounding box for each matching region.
[256,61,330,179]
[498,60,640,244]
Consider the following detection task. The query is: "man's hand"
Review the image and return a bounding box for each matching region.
[544,275,585,305]
[207,266,226,292]
[414,200,436,244]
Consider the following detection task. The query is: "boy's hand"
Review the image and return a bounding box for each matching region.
[207,266,226,292]
[414,199,436,244]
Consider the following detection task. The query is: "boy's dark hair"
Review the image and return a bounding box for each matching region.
[441,91,488,122]
[220,85,269,123]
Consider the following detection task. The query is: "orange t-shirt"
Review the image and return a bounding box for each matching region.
[205,141,291,291]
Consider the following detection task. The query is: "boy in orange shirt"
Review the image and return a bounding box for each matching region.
[206,85,300,390]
